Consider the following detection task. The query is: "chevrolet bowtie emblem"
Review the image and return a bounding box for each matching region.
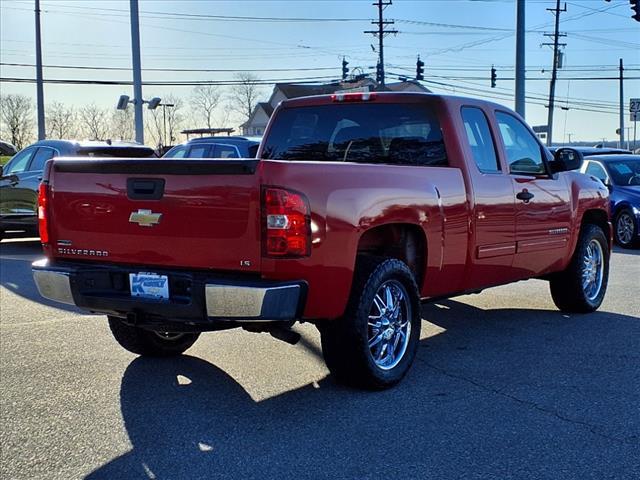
[129,209,162,227]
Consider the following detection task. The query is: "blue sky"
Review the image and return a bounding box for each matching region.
[1,0,638,143]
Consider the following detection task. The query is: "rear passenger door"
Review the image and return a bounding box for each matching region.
[495,111,571,277]
[460,106,518,290]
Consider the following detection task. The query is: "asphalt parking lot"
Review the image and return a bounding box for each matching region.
[1,238,639,480]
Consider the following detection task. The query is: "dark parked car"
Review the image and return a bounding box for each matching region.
[163,136,261,159]
[580,154,640,248]
[0,140,155,239]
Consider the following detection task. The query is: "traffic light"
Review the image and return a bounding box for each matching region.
[342,57,349,80]
[376,62,384,84]
[631,0,640,22]
[416,57,425,81]
[491,66,497,88]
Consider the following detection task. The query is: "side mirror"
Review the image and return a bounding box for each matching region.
[549,147,583,173]
[0,165,3,177]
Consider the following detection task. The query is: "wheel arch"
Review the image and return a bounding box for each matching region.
[580,208,611,247]
[355,223,427,291]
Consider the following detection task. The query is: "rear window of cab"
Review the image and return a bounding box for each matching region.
[261,103,448,167]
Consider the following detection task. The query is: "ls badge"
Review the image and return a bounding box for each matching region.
[129,209,162,227]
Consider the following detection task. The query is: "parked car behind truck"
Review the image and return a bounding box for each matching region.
[32,92,611,389]
[0,140,155,240]
[580,154,640,248]
[163,136,261,159]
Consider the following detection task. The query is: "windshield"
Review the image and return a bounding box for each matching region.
[261,103,447,167]
[607,158,640,186]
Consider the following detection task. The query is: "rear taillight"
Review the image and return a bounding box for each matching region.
[262,187,311,257]
[37,183,49,244]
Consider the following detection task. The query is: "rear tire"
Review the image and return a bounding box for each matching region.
[614,208,638,248]
[319,256,421,390]
[108,316,200,357]
[549,224,609,313]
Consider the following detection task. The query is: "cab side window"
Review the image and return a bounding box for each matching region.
[29,147,56,172]
[496,112,546,175]
[4,148,36,175]
[585,161,608,184]
[461,107,500,173]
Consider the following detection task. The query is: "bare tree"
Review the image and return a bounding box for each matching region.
[165,95,184,146]
[146,95,184,148]
[0,94,35,149]
[79,104,109,140]
[229,73,263,122]
[46,102,78,139]
[191,85,221,129]
[110,108,134,141]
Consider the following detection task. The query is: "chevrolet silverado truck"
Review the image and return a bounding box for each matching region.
[32,92,611,389]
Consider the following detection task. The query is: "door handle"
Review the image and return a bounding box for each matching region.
[516,189,534,203]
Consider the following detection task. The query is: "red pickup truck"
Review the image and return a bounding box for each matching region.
[33,92,611,389]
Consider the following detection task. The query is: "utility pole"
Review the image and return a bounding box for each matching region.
[364,0,397,88]
[130,0,144,144]
[515,0,526,118]
[35,0,45,140]
[543,0,566,147]
[619,58,625,147]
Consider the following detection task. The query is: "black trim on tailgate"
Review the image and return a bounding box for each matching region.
[53,158,259,175]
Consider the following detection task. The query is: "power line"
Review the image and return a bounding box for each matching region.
[0,75,342,86]
[0,62,339,73]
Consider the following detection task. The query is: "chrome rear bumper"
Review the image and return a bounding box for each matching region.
[32,259,305,323]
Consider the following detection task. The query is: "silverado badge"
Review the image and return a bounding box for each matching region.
[129,209,162,227]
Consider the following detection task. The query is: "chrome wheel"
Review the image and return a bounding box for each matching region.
[153,331,185,341]
[616,213,634,245]
[367,280,411,371]
[582,239,604,301]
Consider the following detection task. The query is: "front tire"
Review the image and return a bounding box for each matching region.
[614,208,638,248]
[108,316,200,357]
[319,257,421,390]
[549,224,609,313]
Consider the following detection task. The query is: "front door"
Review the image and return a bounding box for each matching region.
[0,146,38,221]
[495,111,572,277]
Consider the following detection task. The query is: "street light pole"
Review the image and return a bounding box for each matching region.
[515,0,526,118]
[130,0,144,144]
[35,0,45,139]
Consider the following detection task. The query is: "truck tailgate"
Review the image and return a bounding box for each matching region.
[48,159,261,272]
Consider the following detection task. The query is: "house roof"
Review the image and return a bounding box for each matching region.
[258,102,274,117]
[274,83,344,98]
[385,80,431,92]
[240,102,274,128]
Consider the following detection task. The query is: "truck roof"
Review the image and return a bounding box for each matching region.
[279,91,510,113]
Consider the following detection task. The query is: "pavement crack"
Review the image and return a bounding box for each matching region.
[416,357,637,446]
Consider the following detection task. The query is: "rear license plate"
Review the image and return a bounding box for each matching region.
[129,273,169,301]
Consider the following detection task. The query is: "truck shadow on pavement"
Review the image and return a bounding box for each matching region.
[0,239,81,314]
[86,301,640,480]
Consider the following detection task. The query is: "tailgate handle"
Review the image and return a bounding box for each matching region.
[127,178,165,200]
